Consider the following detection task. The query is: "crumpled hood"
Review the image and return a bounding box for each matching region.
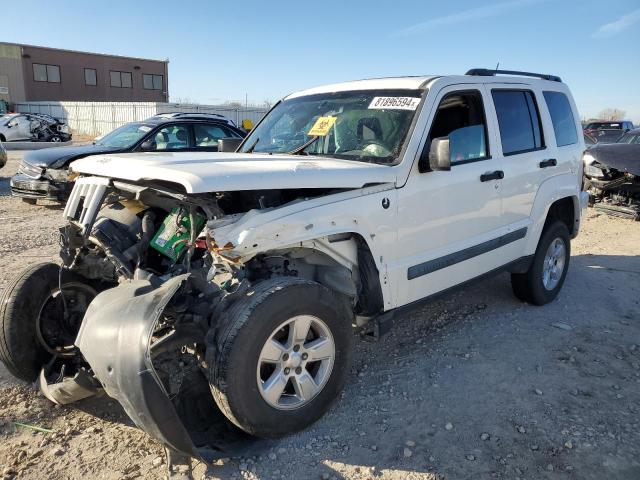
[70,151,397,193]
[24,144,120,169]
[588,143,640,176]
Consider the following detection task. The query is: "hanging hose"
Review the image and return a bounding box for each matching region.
[185,207,198,273]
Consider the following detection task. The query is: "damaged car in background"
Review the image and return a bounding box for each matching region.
[0,70,588,467]
[0,113,71,143]
[584,129,640,220]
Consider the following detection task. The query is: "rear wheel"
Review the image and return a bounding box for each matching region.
[208,277,353,438]
[21,198,37,205]
[511,221,570,305]
[0,263,96,382]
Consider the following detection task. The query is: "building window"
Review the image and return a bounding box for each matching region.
[110,71,132,88]
[33,63,61,83]
[143,74,163,90]
[84,68,97,86]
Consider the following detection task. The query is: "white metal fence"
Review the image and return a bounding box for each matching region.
[15,101,268,137]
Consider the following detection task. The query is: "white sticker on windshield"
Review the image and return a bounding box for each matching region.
[138,126,152,132]
[368,97,421,110]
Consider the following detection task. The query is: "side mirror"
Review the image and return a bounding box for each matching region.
[428,137,451,171]
[140,139,156,151]
[218,137,243,152]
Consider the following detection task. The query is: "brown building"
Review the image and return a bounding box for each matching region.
[0,42,168,105]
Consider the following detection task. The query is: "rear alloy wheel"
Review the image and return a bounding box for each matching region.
[0,263,96,382]
[209,277,353,438]
[511,221,570,305]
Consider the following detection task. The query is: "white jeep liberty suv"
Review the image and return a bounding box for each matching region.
[0,69,588,461]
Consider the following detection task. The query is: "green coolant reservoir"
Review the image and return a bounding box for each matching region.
[150,208,206,261]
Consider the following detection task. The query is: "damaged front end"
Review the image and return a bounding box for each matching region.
[38,174,350,459]
[584,145,640,221]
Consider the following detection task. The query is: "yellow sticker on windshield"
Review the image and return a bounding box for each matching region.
[307,116,337,136]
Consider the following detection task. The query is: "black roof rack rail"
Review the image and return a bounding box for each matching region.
[466,68,562,82]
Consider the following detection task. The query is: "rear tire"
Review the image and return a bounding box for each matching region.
[511,221,570,306]
[208,277,353,438]
[21,198,37,205]
[0,263,96,382]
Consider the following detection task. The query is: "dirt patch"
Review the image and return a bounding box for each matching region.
[1,151,639,479]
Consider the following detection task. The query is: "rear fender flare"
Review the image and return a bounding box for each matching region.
[525,174,580,254]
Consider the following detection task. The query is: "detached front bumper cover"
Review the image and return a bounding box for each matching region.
[75,275,268,461]
[76,275,204,458]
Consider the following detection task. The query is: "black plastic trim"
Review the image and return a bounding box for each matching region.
[407,227,528,280]
[452,155,492,166]
[466,68,562,82]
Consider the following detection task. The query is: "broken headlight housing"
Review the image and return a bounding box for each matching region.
[18,162,44,178]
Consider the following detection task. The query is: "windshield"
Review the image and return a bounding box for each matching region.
[95,123,153,148]
[0,114,18,125]
[240,89,425,164]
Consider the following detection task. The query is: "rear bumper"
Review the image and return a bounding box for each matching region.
[573,191,590,237]
[579,191,589,215]
[10,173,70,200]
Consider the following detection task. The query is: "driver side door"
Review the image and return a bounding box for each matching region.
[391,85,508,307]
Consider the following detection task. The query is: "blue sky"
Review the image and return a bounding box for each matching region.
[2,0,639,121]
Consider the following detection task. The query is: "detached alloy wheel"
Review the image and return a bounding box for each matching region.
[0,263,96,382]
[511,221,570,305]
[209,277,353,438]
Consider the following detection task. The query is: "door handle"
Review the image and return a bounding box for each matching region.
[539,158,557,168]
[480,170,504,182]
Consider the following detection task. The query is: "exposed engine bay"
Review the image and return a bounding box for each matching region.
[584,144,640,221]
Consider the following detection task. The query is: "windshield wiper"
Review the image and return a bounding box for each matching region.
[245,137,260,153]
[287,136,319,155]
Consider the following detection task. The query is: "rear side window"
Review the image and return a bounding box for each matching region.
[543,92,578,147]
[194,124,237,147]
[492,90,544,155]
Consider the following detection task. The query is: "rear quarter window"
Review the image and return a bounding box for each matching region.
[543,91,578,147]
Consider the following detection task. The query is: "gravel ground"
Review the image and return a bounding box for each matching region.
[0,151,639,480]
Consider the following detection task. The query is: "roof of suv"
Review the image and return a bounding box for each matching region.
[286,71,566,99]
[145,112,236,126]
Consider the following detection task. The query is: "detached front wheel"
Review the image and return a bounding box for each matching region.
[209,278,353,438]
[0,263,96,382]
